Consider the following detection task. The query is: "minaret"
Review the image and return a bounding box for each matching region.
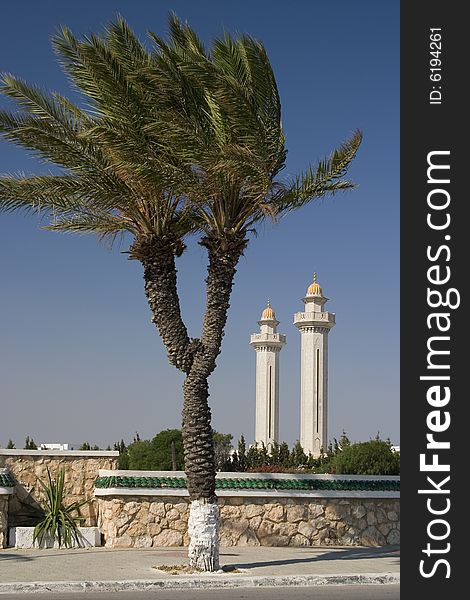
[294,274,335,457]
[250,301,286,447]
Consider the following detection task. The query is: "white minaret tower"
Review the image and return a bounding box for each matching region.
[294,274,335,457]
[250,301,286,447]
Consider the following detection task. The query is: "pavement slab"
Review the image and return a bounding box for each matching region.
[0,546,400,594]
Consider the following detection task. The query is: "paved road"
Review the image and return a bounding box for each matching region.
[0,585,400,600]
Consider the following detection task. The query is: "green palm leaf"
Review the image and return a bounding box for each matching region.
[271,130,363,214]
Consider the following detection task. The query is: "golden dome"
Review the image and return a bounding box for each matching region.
[261,300,275,320]
[307,273,323,296]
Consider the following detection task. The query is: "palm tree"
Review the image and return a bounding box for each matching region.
[0,16,362,570]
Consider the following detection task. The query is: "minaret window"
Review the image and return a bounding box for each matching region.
[316,349,320,433]
[268,365,272,439]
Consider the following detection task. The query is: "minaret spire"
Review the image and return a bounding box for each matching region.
[250,301,286,447]
[294,274,335,457]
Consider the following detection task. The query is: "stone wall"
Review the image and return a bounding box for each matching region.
[0,450,118,527]
[98,495,400,548]
[0,495,8,548]
[0,457,400,549]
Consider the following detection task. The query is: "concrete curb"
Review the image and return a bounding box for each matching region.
[0,573,400,594]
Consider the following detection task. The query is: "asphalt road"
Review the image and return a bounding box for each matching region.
[0,585,400,600]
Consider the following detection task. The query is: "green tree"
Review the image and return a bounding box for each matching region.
[246,444,264,469]
[24,436,37,450]
[339,430,351,450]
[127,439,154,470]
[213,431,233,471]
[127,429,233,471]
[6,439,15,449]
[125,430,185,470]
[269,441,280,466]
[79,442,100,450]
[0,16,361,570]
[279,442,290,468]
[327,441,334,457]
[114,439,129,470]
[290,441,308,468]
[150,429,184,470]
[237,435,247,472]
[333,439,400,475]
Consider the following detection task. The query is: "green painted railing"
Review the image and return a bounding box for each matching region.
[94,475,399,492]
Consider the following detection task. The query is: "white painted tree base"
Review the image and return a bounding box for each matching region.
[187,499,220,571]
[9,526,101,548]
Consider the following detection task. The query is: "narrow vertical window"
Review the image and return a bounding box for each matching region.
[268,365,272,438]
[316,349,320,432]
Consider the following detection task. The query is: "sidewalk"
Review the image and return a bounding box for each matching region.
[0,546,400,594]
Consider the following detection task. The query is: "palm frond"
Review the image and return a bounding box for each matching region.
[44,214,129,240]
[272,130,363,213]
[0,174,88,213]
[0,74,81,130]
[0,106,110,173]
[1,15,362,250]
[167,12,206,57]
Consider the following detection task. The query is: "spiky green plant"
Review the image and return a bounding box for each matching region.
[33,468,88,548]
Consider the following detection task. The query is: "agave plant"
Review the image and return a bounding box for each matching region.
[33,468,88,548]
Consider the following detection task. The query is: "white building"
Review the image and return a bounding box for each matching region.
[40,443,69,451]
[250,302,286,447]
[293,274,335,457]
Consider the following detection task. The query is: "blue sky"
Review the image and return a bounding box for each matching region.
[0,0,399,449]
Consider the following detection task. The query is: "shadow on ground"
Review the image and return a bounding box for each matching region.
[228,546,400,570]
[0,553,33,562]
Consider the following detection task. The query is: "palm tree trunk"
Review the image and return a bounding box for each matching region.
[135,232,247,572]
[183,234,247,571]
[182,373,219,570]
[131,234,197,373]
